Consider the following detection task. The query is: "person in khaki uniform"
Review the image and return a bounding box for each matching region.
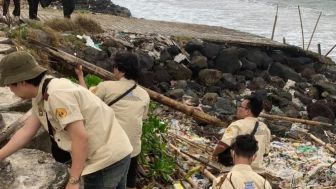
[213,135,272,189]
[212,96,271,171]
[76,52,150,189]
[0,51,133,189]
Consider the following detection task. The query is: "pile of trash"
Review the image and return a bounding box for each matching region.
[160,108,336,188]
[264,138,336,188]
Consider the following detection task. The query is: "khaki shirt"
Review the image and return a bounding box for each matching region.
[213,164,272,189]
[221,117,271,171]
[32,76,133,175]
[92,78,150,157]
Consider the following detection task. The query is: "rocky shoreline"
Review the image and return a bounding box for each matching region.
[0,14,335,188]
[68,30,336,140]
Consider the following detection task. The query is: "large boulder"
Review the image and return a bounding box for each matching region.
[201,42,223,59]
[153,65,172,83]
[220,73,239,91]
[137,51,154,70]
[198,69,222,86]
[184,39,203,54]
[202,93,219,106]
[285,57,313,72]
[245,49,273,69]
[165,60,192,80]
[83,47,108,63]
[0,149,68,189]
[269,62,301,82]
[307,102,335,123]
[213,47,242,73]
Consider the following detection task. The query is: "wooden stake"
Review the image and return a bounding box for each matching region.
[298,6,305,49]
[325,43,336,56]
[307,11,322,50]
[318,43,321,54]
[271,4,278,40]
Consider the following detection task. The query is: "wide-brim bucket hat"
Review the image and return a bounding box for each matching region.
[0,51,47,86]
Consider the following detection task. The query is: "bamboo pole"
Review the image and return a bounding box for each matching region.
[29,39,229,127]
[298,6,305,49]
[325,43,336,56]
[168,132,213,152]
[307,11,322,50]
[177,167,202,189]
[308,133,336,154]
[271,4,278,40]
[260,113,333,127]
[169,143,217,181]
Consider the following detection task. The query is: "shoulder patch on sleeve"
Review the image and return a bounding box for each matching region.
[225,127,233,134]
[89,86,98,94]
[55,108,68,119]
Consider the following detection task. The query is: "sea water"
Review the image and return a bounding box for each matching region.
[112,0,336,62]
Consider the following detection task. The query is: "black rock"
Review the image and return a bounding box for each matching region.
[307,102,335,123]
[213,47,242,73]
[165,60,192,80]
[201,42,223,59]
[184,40,203,54]
[153,65,172,83]
[137,51,154,70]
[198,69,222,86]
[269,62,301,82]
[245,49,273,69]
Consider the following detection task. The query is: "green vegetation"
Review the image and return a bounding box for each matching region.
[68,74,102,88]
[84,74,103,88]
[140,102,176,182]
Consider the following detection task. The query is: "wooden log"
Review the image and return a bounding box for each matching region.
[29,39,228,127]
[260,113,333,127]
[308,133,336,154]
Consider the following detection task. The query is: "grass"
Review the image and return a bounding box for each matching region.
[44,15,103,34]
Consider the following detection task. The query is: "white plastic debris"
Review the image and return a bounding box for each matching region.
[76,35,101,51]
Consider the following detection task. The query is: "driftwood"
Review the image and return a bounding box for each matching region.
[260,113,334,127]
[29,39,228,127]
